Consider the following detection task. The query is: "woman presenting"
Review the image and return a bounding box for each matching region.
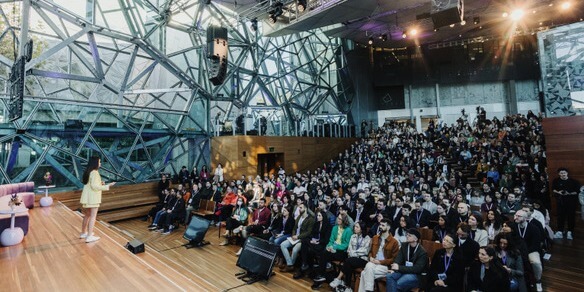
[80,156,115,243]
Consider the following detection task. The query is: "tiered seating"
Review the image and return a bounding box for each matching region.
[53,182,158,222]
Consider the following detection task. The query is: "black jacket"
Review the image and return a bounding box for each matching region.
[466,260,510,292]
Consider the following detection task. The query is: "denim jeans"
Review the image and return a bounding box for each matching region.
[153,209,166,225]
[280,239,302,266]
[270,234,290,246]
[386,272,419,292]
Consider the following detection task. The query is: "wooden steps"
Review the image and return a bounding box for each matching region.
[51,182,159,223]
[97,205,153,222]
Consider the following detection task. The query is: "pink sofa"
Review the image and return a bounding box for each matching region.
[0,182,34,241]
[0,182,35,209]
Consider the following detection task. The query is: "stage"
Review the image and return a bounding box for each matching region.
[0,202,313,291]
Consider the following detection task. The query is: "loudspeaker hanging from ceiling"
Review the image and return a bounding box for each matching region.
[207,25,228,86]
[430,0,464,29]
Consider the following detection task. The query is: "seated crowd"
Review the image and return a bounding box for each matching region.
[146,110,577,292]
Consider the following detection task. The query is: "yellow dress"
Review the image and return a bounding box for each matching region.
[79,170,110,208]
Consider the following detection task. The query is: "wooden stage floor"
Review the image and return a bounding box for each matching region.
[1,202,583,291]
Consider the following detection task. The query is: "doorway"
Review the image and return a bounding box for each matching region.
[257,153,284,177]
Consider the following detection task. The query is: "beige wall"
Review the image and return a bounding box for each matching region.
[211,136,357,180]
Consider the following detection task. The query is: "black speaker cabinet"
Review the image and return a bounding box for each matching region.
[236,237,278,280]
[431,0,464,29]
[125,239,145,254]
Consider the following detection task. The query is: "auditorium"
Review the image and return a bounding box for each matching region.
[1,0,584,291]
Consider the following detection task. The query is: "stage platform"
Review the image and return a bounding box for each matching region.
[2,202,584,291]
[0,202,313,291]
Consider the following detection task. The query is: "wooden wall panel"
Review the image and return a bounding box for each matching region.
[542,116,584,215]
[211,136,357,180]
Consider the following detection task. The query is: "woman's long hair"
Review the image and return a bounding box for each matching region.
[82,156,100,184]
[482,246,507,279]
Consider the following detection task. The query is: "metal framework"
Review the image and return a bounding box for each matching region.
[0,0,353,187]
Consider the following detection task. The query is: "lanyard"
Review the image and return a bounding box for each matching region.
[518,225,527,238]
[439,229,446,241]
[356,235,364,249]
[416,211,423,223]
[407,243,419,262]
[444,252,453,271]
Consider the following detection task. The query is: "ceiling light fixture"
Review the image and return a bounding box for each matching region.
[473,17,480,24]
[368,37,373,45]
[460,20,466,25]
[402,31,407,39]
[449,24,455,28]
[410,29,418,36]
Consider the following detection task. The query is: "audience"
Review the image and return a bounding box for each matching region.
[150,111,577,291]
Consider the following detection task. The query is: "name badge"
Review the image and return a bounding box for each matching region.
[438,273,447,281]
[405,261,413,267]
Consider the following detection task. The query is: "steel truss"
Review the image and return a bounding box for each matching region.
[0,0,353,187]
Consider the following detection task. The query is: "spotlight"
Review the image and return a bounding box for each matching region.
[402,31,407,39]
[368,37,373,45]
[460,20,466,25]
[250,18,258,31]
[510,9,524,21]
[561,2,572,10]
[297,0,307,12]
[410,29,418,36]
[502,12,509,18]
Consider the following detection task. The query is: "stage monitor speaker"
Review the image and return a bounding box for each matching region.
[183,216,210,244]
[207,26,228,86]
[125,239,145,254]
[236,236,278,280]
[431,0,464,29]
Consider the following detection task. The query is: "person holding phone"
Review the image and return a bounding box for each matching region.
[80,156,115,243]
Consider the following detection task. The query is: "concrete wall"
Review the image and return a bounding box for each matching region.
[377,80,541,128]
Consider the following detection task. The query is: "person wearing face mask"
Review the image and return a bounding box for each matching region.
[467,247,510,292]
[219,197,249,246]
